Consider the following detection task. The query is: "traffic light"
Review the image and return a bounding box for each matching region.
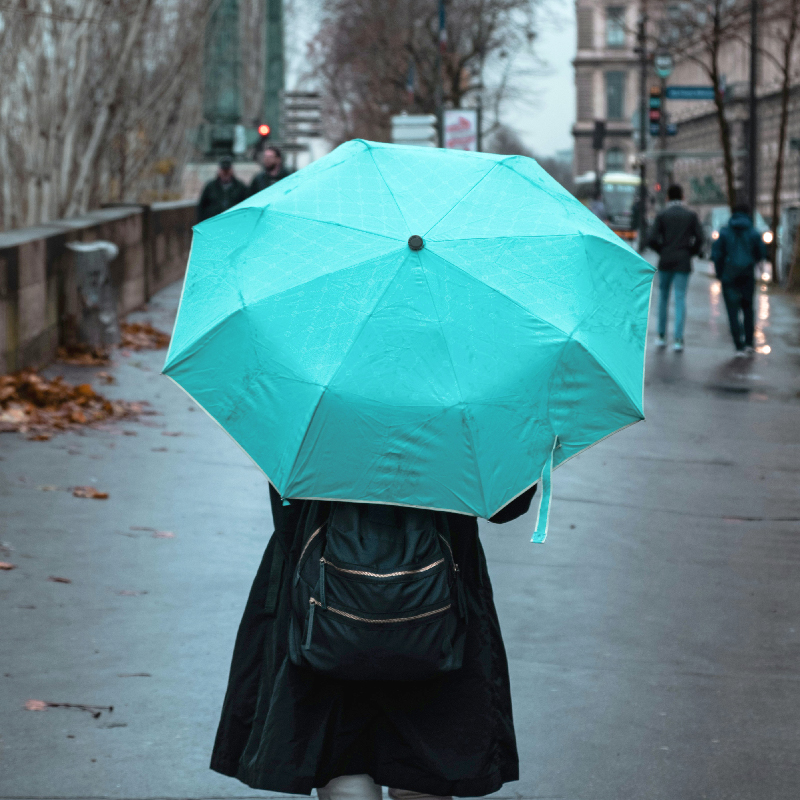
[649,85,662,137]
[258,123,271,144]
[592,120,606,151]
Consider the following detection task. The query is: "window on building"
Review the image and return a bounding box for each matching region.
[606,7,626,48]
[605,71,626,119]
[577,8,594,49]
[605,147,626,171]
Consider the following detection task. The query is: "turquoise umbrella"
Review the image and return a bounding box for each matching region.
[163,140,654,539]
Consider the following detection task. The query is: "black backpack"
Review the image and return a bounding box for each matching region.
[288,502,467,681]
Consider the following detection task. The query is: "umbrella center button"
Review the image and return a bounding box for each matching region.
[408,235,424,251]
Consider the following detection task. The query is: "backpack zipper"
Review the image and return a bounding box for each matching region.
[295,522,326,586]
[319,556,444,579]
[308,597,451,624]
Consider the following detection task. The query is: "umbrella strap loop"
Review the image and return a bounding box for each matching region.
[532,437,557,544]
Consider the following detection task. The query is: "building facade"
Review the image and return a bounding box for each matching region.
[572,0,641,177]
[573,0,800,223]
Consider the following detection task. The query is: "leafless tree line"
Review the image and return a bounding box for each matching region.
[0,0,215,230]
[307,0,544,145]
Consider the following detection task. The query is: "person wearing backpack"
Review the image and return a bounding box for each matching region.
[711,203,768,357]
[210,483,536,800]
[647,184,705,352]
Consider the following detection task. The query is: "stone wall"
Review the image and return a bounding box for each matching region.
[0,201,196,373]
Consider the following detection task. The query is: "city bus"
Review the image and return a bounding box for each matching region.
[574,171,641,242]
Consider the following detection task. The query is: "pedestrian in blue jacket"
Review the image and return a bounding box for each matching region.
[711,203,767,357]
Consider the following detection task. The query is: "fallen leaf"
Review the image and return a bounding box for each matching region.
[38,485,63,492]
[123,430,137,436]
[57,344,110,366]
[0,562,16,570]
[130,526,156,531]
[119,321,170,351]
[118,672,151,678]
[96,372,115,385]
[72,486,109,499]
[152,531,175,539]
[24,700,112,718]
[117,590,148,596]
[151,447,168,452]
[48,576,72,584]
[0,369,138,438]
[161,431,182,437]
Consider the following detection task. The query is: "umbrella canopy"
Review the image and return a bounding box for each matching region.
[164,140,655,523]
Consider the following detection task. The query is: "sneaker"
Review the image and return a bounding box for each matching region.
[734,349,747,359]
[673,340,684,352]
[656,336,666,348]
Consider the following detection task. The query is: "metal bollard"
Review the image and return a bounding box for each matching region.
[66,241,121,349]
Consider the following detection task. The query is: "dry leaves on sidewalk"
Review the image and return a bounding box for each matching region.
[119,322,170,351]
[57,344,111,366]
[72,486,109,499]
[0,369,140,440]
[0,562,16,570]
[48,576,72,584]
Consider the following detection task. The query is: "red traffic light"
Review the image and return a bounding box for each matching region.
[258,124,271,137]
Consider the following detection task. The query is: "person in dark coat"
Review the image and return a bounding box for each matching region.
[197,156,248,222]
[647,184,704,352]
[249,146,291,196]
[711,202,768,357]
[210,483,536,799]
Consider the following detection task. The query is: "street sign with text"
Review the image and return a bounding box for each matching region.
[665,86,715,100]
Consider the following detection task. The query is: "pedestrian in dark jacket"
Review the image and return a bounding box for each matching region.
[210,484,536,800]
[249,146,291,196]
[647,184,704,351]
[197,156,248,222]
[711,203,768,357]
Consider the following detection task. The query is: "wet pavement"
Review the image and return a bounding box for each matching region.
[1,259,799,800]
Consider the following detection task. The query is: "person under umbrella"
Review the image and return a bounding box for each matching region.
[165,140,654,800]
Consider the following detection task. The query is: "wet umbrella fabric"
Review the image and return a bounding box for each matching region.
[163,140,654,535]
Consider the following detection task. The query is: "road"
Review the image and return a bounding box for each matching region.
[1,261,799,800]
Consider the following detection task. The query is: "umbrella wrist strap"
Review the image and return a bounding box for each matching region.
[532,438,557,544]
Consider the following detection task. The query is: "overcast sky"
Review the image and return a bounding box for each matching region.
[504,3,576,157]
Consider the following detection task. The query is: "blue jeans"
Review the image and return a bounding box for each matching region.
[657,270,690,341]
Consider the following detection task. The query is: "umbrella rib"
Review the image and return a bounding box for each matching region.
[422,161,502,239]
[367,147,411,235]
[283,251,411,490]
[416,255,488,515]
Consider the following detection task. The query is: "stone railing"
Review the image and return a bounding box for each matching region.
[0,200,196,373]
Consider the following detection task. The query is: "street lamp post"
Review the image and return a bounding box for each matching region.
[636,10,648,250]
[748,0,759,215]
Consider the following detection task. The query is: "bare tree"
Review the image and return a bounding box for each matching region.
[0,0,211,230]
[307,0,542,144]
[653,0,752,207]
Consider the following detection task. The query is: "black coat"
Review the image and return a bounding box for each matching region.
[210,485,535,797]
[248,166,291,196]
[647,202,704,272]
[197,176,248,222]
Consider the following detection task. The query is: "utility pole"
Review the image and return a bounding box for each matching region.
[435,0,446,147]
[747,0,758,215]
[636,8,648,249]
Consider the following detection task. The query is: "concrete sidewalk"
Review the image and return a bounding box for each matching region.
[1,262,799,800]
